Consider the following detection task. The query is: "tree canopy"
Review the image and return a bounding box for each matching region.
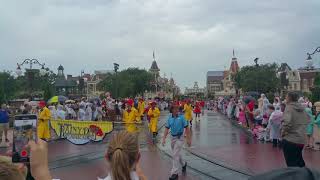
[0,72,19,104]
[235,63,280,94]
[97,68,153,98]
[0,70,57,104]
[311,72,320,102]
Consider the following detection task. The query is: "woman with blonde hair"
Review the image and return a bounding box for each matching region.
[103,131,146,180]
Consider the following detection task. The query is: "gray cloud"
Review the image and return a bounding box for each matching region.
[0,0,320,89]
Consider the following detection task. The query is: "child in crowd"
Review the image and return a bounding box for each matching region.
[102,131,146,180]
[238,108,246,128]
[254,104,263,126]
[267,105,283,147]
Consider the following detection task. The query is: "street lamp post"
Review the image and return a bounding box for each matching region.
[113,63,119,98]
[15,59,48,98]
[254,57,259,92]
[306,47,320,68]
[307,47,320,58]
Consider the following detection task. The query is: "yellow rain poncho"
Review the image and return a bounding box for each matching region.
[184,103,193,121]
[138,101,145,117]
[148,107,160,133]
[123,107,141,133]
[38,106,51,139]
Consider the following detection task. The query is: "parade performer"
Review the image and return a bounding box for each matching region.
[138,98,146,119]
[123,99,141,133]
[200,100,205,116]
[162,105,191,180]
[183,100,193,126]
[38,101,51,140]
[193,102,201,122]
[147,101,160,139]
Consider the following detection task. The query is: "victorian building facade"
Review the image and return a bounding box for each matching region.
[185,82,206,98]
[144,52,180,99]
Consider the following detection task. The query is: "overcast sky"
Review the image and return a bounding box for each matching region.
[1,0,320,88]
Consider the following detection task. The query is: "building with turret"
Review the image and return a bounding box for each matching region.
[144,51,180,99]
[54,65,78,96]
[298,55,320,93]
[215,50,240,96]
[185,82,206,98]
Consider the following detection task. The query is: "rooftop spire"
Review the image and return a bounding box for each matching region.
[150,50,160,72]
[233,49,235,57]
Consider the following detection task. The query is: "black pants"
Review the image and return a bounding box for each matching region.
[272,139,278,147]
[282,139,305,167]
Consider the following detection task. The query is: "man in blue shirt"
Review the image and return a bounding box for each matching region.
[162,104,191,180]
[0,104,10,143]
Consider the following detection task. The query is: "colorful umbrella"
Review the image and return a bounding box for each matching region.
[243,96,255,104]
[48,96,68,104]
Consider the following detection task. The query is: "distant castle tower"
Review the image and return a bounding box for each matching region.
[149,51,160,76]
[230,49,239,74]
[57,64,65,77]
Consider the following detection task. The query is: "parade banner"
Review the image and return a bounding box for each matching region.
[50,120,113,145]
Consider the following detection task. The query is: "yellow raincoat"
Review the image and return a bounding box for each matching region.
[123,107,140,133]
[147,107,160,133]
[38,107,51,139]
[184,104,193,121]
[138,101,145,116]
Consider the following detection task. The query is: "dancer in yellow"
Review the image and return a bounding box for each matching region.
[138,98,145,119]
[123,99,141,133]
[183,100,193,127]
[148,101,160,139]
[38,101,51,140]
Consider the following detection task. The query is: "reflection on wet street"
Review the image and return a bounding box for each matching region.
[190,112,253,148]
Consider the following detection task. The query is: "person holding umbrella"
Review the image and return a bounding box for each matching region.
[38,101,51,140]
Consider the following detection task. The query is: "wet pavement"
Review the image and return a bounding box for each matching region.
[180,111,320,175]
[1,111,320,180]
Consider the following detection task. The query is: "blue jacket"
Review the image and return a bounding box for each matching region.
[0,110,9,123]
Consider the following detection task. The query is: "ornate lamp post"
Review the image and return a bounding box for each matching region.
[307,47,320,59]
[306,47,320,70]
[15,58,48,96]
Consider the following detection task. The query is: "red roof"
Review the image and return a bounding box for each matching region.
[230,58,239,73]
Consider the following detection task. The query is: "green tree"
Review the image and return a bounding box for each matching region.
[0,69,57,103]
[98,68,153,98]
[235,63,280,94]
[0,72,19,104]
[311,72,320,102]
